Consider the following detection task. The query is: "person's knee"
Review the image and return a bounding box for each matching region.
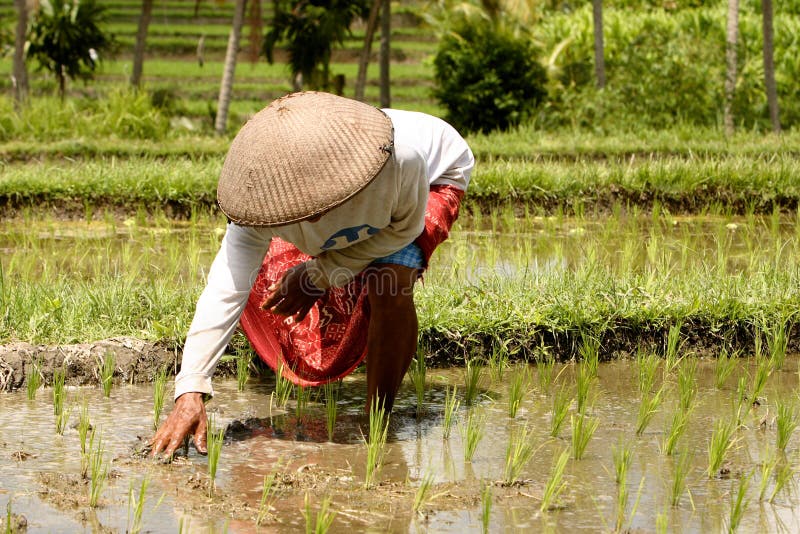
[366,264,418,313]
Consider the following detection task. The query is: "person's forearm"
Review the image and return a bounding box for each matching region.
[174,224,271,399]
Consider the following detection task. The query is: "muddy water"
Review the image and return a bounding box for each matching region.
[3,357,800,532]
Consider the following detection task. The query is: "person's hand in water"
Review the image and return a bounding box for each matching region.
[150,392,207,459]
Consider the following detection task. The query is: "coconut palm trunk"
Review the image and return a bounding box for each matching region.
[354,0,382,101]
[131,0,154,88]
[724,0,739,136]
[12,0,29,107]
[592,0,605,88]
[761,0,780,132]
[379,0,390,108]
[215,0,247,134]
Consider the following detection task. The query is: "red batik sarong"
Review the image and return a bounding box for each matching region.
[239,185,464,386]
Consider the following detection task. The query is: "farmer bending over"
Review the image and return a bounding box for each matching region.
[151,91,474,457]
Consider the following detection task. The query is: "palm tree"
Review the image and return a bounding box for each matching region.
[12,0,29,106]
[761,0,780,132]
[592,0,605,88]
[215,0,247,134]
[354,0,382,101]
[130,0,154,88]
[264,0,368,92]
[379,0,390,107]
[724,0,739,136]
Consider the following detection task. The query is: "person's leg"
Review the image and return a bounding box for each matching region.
[365,263,419,413]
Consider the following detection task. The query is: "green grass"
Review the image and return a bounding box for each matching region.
[324,382,338,442]
[412,473,434,515]
[127,476,149,534]
[480,483,492,532]
[88,429,109,507]
[507,365,530,418]
[661,407,690,457]
[670,448,692,507]
[636,385,664,436]
[257,469,280,526]
[775,399,798,451]
[235,346,252,392]
[303,493,336,534]
[550,385,571,438]
[728,473,751,533]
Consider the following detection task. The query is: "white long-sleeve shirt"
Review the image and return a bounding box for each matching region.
[174,109,474,398]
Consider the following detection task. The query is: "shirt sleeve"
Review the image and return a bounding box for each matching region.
[305,151,429,289]
[174,223,271,399]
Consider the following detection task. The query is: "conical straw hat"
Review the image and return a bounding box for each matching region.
[217,91,394,227]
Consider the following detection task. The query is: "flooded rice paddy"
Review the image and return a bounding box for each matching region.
[3,359,800,532]
[4,211,800,531]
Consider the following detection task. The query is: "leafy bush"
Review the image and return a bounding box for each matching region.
[432,18,547,133]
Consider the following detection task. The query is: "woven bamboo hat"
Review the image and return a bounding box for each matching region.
[217,91,394,227]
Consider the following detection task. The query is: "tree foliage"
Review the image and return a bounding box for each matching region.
[263,0,369,90]
[27,0,116,98]
[433,17,547,133]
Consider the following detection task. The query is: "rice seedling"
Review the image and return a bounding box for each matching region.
[707,418,737,478]
[757,446,778,502]
[670,448,692,507]
[461,410,485,462]
[323,382,338,442]
[295,385,311,419]
[127,475,150,534]
[776,398,798,451]
[78,400,91,476]
[715,348,738,389]
[152,365,168,431]
[256,469,280,526]
[612,440,632,486]
[733,376,749,425]
[503,425,536,485]
[206,415,225,497]
[656,511,668,534]
[534,349,556,393]
[442,385,460,440]
[636,385,665,435]
[578,332,600,379]
[480,483,492,532]
[463,357,484,406]
[364,400,389,488]
[636,349,660,395]
[236,347,252,392]
[507,365,530,418]
[575,363,594,414]
[56,404,72,435]
[273,362,293,409]
[677,359,697,413]
[53,367,65,417]
[727,472,751,533]
[303,493,336,534]
[550,385,571,437]
[99,351,115,397]
[766,320,788,371]
[487,340,510,382]
[88,430,108,508]
[26,357,41,400]
[412,472,434,515]
[571,412,599,460]
[769,459,793,503]
[538,447,569,513]
[661,408,690,456]
[664,321,684,374]
[408,355,427,416]
[750,352,773,405]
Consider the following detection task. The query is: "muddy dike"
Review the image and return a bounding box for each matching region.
[1,317,790,392]
[0,337,233,392]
